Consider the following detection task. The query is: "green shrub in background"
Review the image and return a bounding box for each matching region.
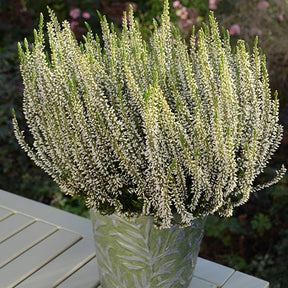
[215,0,288,114]
[203,171,288,288]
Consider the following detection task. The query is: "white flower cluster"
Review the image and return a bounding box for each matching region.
[13,0,285,228]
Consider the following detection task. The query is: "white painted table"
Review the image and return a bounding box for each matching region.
[0,189,269,288]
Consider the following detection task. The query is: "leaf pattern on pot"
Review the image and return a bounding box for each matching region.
[90,210,206,288]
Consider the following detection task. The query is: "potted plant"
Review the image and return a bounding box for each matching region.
[13,0,285,287]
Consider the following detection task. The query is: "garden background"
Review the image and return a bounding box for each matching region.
[0,0,288,287]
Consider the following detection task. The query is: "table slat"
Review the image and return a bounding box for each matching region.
[0,190,93,237]
[194,258,235,286]
[189,276,218,288]
[0,206,13,220]
[0,213,35,243]
[0,220,57,268]
[55,257,100,288]
[16,237,96,288]
[0,229,81,288]
[222,271,269,288]
[98,276,218,288]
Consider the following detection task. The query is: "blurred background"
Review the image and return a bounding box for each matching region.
[0,0,287,286]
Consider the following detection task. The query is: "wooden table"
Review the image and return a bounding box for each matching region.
[0,189,269,288]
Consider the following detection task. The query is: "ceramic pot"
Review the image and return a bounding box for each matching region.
[90,209,206,288]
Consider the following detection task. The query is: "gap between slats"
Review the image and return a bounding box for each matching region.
[0,214,36,244]
[0,224,58,269]
[6,231,83,287]
[52,254,98,288]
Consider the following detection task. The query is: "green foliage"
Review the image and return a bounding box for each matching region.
[215,0,288,107]
[52,193,90,217]
[205,217,232,247]
[223,255,249,271]
[205,215,246,246]
[251,213,272,235]
[201,173,288,288]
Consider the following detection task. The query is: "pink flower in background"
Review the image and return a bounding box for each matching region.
[82,12,91,19]
[183,19,193,28]
[229,24,241,35]
[70,8,81,19]
[257,1,270,10]
[70,21,79,30]
[209,0,218,10]
[278,13,284,21]
[173,1,182,8]
[176,7,188,19]
[250,27,263,36]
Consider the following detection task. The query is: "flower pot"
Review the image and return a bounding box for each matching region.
[90,209,206,288]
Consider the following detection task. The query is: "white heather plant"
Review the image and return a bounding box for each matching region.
[13,0,286,228]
